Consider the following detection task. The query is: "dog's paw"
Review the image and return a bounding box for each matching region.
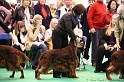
[75,76,79,78]
[20,75,24,79]
[69,75,79,78]
[9,75,14,78]
[37,77,42,80]
[107,77,112,80]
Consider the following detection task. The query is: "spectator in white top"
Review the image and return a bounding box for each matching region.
[54,0,73,19]
[44,18,58,49]
[117,0,124,14]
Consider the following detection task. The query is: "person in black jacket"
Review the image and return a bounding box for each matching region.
[33,0,52,30]
[52,4,86,78]
[0,0,11,10]
[10,0,35,30]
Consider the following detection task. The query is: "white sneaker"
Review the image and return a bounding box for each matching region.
[83,58,88,65]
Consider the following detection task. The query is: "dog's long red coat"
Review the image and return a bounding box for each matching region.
[0,45,29,78]
[106,50,124,80]
[36,40,79,80]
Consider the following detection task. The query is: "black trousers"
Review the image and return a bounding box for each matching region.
[95,45,117,70]
[52,30,68,77]
[83,35,91,60]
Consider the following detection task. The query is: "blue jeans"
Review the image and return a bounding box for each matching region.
[31,43,48,68]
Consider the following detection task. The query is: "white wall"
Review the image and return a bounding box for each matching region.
[46,0,57,5]
[6,0,17,4]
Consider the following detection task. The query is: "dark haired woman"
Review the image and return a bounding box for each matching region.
[103,0,118,27]
[52,4,86,78]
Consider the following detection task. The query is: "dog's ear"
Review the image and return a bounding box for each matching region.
[73,40,77,47]
[69,39,77,47]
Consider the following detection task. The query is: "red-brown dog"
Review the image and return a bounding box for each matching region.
[106,50,124,80]
[35,39,79,80]
[0,45,29,78]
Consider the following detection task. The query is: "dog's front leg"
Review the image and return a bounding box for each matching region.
[37,66,44,80]
[68,65,78,78]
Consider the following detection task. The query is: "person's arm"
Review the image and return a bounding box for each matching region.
[0,20,18,43]
[87,5,96,33]
[114,16,121,51]
[44,29,52,42]
[27,25,40,41]
[87,5,95,29]
[10,6,19,26]
[64,14,77,40]
[9,32,18,44]
[0,20,10,33]
[0,6,12,24]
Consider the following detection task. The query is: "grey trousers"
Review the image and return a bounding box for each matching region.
[91,29,103,63]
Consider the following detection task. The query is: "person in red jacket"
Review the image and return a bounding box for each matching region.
[87,0,106,66]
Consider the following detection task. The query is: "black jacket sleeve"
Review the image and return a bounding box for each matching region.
[0,20,10,33]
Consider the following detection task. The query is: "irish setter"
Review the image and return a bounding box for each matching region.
[0,45,29,78]
[35,39,79,80]
[106,50,124,80]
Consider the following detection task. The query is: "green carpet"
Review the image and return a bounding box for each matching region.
[0,64,123,82]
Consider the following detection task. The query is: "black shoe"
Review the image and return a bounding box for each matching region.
[32,66,36,70]
[53,76,61,78]
[119,74,124,79]
[62,75,67,77]
[94,70,101,73]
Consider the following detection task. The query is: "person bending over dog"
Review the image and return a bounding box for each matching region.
[52,4,86,78]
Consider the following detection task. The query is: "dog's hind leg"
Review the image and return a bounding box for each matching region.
[9,71,15,78]
[106,65,114,80]
[20,63,26,79]
[9,65,24,78]
[37,66,45,80]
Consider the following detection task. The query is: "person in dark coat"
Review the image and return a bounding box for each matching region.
[10,0,35,30]
[52,4,86,78]
[33,0,52,30]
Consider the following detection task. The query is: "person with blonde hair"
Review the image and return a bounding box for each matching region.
[114,1,124,78]
[54,0,73,19]
[44,18,58,49]
[94,14,118,73]
[26,14,48,70]
[10,0,35,30]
